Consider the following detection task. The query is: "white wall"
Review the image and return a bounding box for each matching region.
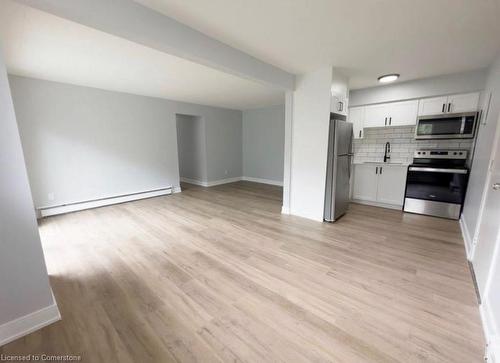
[462,58,500,247]
[288,67,333,221]
[349,68,487,106]
[0,51,58,343]
[205,113,243,182]
[9,75,243,208]
[176,114,207,183]
[242,105,285,183]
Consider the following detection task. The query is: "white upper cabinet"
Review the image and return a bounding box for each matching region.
[387,100,419,126]
[331,71,349,116]
[331,93,348,115]
[418,92,479,116]
[364,100,418,128]
[348,106,365,139]
[417,96,448,116]
[364,103,389,128]
[447,92,480,113]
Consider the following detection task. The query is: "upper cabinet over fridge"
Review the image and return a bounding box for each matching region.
[331,70,349,116]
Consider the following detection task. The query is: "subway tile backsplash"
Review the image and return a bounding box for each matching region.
[353,126,473,164]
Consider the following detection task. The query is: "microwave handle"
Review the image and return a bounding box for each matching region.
[460,117,466,134]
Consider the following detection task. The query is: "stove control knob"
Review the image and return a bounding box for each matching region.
[453,152,457,155]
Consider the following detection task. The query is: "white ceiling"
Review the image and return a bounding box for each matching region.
[0,0,284,110]
[2,1,500,110]
[136,0,500,89]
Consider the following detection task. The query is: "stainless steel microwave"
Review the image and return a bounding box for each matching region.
[415,112,477,140]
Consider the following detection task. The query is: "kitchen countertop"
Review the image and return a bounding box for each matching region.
[352,161,410,166]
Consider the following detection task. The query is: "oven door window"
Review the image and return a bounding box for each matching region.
[416,115,475,137]
[406,170,468,204]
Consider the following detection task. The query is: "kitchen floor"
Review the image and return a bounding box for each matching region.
[1,182,484,362]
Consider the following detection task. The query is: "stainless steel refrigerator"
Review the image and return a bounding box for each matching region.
[324,113,354,222]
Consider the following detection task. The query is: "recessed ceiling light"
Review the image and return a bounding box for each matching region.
[378,74,400,83]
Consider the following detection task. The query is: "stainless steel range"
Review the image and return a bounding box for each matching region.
[403,149,469,220]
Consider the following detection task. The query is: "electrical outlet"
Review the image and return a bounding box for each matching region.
[48,192,55,201]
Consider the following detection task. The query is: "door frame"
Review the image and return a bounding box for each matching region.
[471,113,500,259]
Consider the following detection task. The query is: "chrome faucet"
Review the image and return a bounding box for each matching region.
[384,142,391,163]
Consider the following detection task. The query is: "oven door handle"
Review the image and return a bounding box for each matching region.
[408,167,468,174]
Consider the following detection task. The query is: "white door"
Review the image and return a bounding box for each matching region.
[348,107,365,139]
[364,104,389,128]
[418,96,448,116]
[472,114,500,295]
[376,165,407,206]
[352,164,378,201]
[447,92,480,113]
[387,100,419,126]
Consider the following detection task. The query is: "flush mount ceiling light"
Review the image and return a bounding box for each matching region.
[378,74,400,83]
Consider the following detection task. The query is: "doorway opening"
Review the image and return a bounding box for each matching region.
[175,114,207,188]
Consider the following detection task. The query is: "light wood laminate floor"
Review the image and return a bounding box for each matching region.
[1,182,484,362]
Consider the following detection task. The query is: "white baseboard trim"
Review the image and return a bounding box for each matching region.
[480,302,499,362]
[241,176,283,186]
[281,205,290,214]
[459,215,473,260]
[0,302,61,347]
[351,199,402,211]
[181,176,243,187]
[180,177,208,186]
[289,208,324,222]
[37,186,174,217]
[206,177,242,187]
[181,176,284,188]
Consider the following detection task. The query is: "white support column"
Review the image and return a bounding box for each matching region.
[0,48,60,346]
[288,67,333,221]
[285,67,348,222]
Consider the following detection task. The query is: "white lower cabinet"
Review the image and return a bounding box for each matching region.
[376,165,408,205]
[352,164,407,208]
[352,164,378,201]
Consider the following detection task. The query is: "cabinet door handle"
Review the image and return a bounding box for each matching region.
[448,103,451,112]
[389,117,392,125]
[384,117,387,126]
[375,167,378,174]
[338,101,343,112]
[359,130,362,138]
[380,166,383,174]
[442,103,446,113]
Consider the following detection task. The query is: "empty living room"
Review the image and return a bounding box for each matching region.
[1,1,500,362]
